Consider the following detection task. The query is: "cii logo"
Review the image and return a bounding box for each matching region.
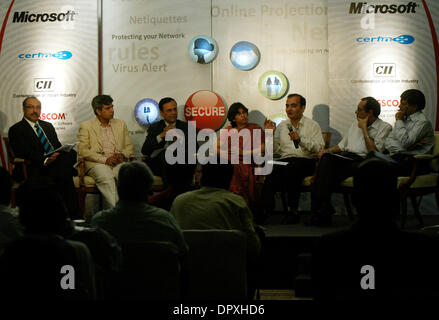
[34,78,54,92]
[18,51,72,60]
[373,63,395,77]
[356,34,414,44]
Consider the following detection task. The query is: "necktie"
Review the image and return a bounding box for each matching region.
[34,123,54,154]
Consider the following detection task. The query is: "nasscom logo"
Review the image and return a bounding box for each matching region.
[356,34,415,44]
[18,50,72,60]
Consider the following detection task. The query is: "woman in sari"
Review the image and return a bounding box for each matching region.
[217,102,265,206]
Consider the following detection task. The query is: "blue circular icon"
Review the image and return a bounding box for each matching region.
[56,51,72,60]
[188,35,218,64]
[393,34,415,45]
[134,98,160,127]
[230,41,260,71]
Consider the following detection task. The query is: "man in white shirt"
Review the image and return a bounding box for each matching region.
[262,93,325,223]
[385,89,434,175]
[308,96,392,226]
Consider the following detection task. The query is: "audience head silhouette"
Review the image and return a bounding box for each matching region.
[201,161,234,190]
[16,176,73,235]
[164,162,196,189]
[117,161,154,202]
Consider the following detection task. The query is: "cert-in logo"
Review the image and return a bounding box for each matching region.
[18,50,72,60]
[356,34,415,44]
[134,98,160,127]
[188,35,218,64]
[230,41,260,71]
[258,71,289,100]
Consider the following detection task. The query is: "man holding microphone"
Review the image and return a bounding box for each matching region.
[262,93,324,223]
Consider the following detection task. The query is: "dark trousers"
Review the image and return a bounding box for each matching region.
[311,152,364,214]
[262,157,315,214]
[28,150,79,219]
[145,150,167,182]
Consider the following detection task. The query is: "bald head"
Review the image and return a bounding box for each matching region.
[22,97,41,123]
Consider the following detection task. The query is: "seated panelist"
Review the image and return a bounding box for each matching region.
[141,97,194,184]
[78,95,134,209]
[309,97,392,226]
[8,96,79,218]
[384,89,434,175]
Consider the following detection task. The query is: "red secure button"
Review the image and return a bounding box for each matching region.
[184,90,227,131]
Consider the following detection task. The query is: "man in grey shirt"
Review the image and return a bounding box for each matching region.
[385,89,434,175]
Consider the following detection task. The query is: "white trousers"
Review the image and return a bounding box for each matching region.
[87,163,124,209]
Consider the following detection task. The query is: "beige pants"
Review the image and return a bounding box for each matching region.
[87,163,124,209]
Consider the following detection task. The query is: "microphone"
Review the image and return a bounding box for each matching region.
[287,123,299,149]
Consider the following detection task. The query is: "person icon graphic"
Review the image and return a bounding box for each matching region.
[274,77,281,97]
[144,106,151,124]
[266,77,272,97]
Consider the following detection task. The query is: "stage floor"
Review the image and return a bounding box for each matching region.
[258,212,439,290]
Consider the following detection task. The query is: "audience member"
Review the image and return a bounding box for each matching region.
[309,96,392,226]
[171,162,261,259]
[170,161,262,299]
[78,95,134,209]
[148,162,197,211]
[0,177,99,299]
[312,158,439,301]
[0,167,23,256]
[262,93,324,223]
[16,177,121,298]
[91,161,188,256]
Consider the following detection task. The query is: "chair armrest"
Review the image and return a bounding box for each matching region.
[9,158,31,179]
[77,158,86,186]
[398,154,436,189]
[413,154,434,161]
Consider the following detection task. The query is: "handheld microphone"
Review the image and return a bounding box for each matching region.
[287,123,299,149]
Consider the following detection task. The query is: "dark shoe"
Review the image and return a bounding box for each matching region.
[304,213,332,226]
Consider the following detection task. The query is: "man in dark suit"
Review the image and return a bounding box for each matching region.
[8,96,79,218]
[141,97,194,182]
